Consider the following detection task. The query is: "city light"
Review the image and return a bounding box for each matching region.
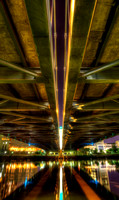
[6,163,37,170]
[9,146,41,152]
[2,138,9,141]
[59,127,63,150]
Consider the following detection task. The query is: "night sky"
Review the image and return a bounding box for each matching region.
[104,135,119,144]
[56,0,65,126]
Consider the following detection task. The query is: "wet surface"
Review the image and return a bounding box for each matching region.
[0,161,46,200]
[0,160,119,200]
[78,160,119,198]
[64,167,87,200]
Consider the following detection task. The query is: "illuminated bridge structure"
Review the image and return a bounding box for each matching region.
[0,0,119,152]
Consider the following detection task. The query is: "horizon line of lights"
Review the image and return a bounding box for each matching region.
[9,146,43,152]
[2,138,9,141]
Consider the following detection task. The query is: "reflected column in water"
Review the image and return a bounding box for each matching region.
[60,164,63,200]
[58,161,70,200]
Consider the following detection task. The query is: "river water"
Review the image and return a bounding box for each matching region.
[0,159,119,200]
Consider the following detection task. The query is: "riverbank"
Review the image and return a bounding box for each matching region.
[0,154,119,161]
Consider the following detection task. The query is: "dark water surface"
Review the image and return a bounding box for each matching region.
[0,159,119,200]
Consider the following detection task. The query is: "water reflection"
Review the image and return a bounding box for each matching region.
[0,161,46,200]
[0,160,119,200]
[59,165,63,200]
[78,160,119,197]
[54,161,70,200]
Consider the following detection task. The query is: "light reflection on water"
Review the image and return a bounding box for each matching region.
[0,161,46,200]
[77,160,119,197]
[0,160,119,200]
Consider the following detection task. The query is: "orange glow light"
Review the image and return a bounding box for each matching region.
[9,146,40,152]
[2,138,9,141]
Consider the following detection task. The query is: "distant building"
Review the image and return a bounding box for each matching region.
[0,134,44,155]
[84,145,95,151]
[115,141,119,148]
[0,135,9,153]
[84,140,113,153]
[96,141,112,153]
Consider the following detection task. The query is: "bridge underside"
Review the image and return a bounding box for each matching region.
[0,0,119,151]
[0,0,58,150]
[64,0,119,149]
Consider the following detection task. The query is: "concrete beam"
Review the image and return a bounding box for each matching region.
[79,60,119,78]
[0,94,49,109]
[0,101,49,111]
[0,111,53,122]
[72,101,119,110]
[73,94,119,110]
